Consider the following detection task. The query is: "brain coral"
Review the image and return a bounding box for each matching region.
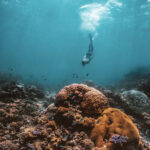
[56,84,109,116]
[91,108,140,150]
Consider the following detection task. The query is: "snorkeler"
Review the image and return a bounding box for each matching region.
[82,33,94,66]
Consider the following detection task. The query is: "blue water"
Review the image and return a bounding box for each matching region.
[0,0,150,88]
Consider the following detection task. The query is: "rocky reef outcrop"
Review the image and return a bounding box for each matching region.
[121,90,150,114]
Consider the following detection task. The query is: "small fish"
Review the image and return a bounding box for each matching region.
[10,68,14,71]
[63,80,68,84]
[72,73,78,78]
[86,73,89,77]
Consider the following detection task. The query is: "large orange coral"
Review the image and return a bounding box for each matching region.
[91,108,140,150]
[56,84,109,116]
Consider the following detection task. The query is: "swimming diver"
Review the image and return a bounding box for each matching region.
[82,34,93,66]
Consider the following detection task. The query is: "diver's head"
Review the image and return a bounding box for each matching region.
[82,60,86,66]
[82,56,89,66]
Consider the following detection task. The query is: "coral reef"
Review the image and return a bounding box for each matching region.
[56,83,109,117]
[90,108,141,150]
[99,86,150,142]
[0,81,54,150]
[0,80,150,150]
[0,81,44,100]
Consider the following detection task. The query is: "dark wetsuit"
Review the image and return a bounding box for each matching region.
[82,34,93,66]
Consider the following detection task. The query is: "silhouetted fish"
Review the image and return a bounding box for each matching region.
[10,68,14,71]
[86,73,89,77]
[73,73,78,78]
[64,80,68,83]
